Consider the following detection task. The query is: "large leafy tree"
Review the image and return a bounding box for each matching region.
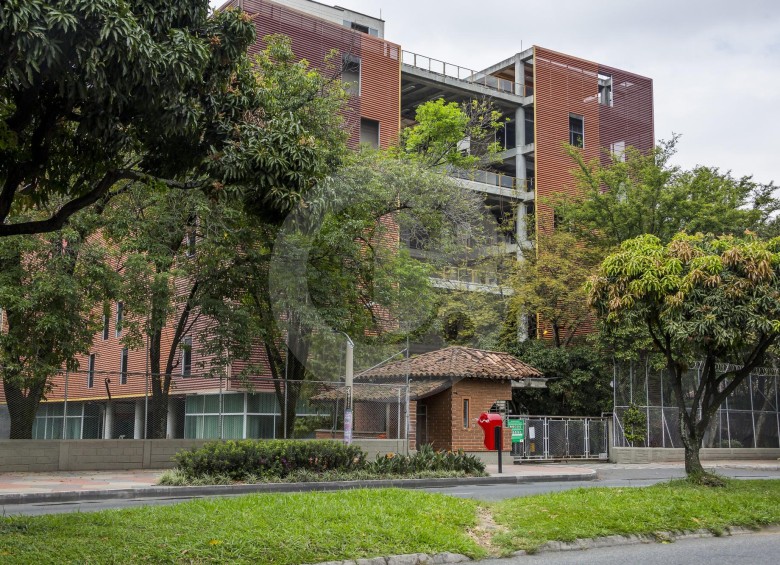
[554,137,779,250]
[250,149,486,437]
[0,208,117,438]
[587,233,780,480]
[106,34,348,439]
[0,1,333,237]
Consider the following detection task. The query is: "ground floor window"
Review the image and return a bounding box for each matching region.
[32,402,101,439]
[183,392,327,440]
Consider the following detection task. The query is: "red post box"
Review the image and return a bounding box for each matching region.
[477,412,503,450]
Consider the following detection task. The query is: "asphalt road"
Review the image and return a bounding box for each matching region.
[3,465,780,516]
[478,529,780,565]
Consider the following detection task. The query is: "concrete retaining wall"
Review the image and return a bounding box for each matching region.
[0,440,210,473]
[0,438,409,473]
[0,405,9,440]
[611,447,780,464]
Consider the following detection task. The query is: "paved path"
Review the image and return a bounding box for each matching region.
[0,463,594,498]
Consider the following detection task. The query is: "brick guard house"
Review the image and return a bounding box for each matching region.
[315,346,543,453]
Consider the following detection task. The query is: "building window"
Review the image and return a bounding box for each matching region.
[120,348,128,385]
[360,118,380,148]
[610,140,626,162]
[598,73,613,106]
[569,114,584,148]
[181,336,192,377]
[102,303,110,340]
[87,353,95,388]
[463,398,470,428]
[342,54,361,96]
[115,302,123,337]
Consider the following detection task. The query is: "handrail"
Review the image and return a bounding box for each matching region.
[431,267,503,286]
[451,169,534,192]
[402,50,534,97]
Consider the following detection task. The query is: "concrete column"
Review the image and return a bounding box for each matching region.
[516,202,530,343]
[103,402,114,440]
[514,55,525,97]
[166,398,177,439]
[134,399,144,440]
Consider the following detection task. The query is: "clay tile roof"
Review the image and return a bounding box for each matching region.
[357,346,543,381]
[312,379,451,403]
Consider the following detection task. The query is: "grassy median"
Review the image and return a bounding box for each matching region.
[492,479,780,553]
[0,489,484,564]
[1,480,780,563]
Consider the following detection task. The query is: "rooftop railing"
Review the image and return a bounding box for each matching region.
[402,50,534,97]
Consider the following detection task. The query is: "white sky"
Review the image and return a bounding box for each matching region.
[213,0,780,185]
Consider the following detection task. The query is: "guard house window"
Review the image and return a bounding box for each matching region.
[342,55,361,96]
[115,301,123,337]
[360,118,380,148]
[120,348,128,385]
[463,398,470,428]
[87,353,95,388]
[569,114,584,148]
[598,73,613,106]
[181,336,192,377]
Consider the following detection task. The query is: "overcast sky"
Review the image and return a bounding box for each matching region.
[214,0,780,185]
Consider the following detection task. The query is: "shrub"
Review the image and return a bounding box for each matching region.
[173,440,366,480]
[367,444,486,475]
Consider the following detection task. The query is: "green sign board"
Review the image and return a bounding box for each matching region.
[508,419,525,443]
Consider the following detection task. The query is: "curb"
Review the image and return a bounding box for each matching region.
[0,471,596,506]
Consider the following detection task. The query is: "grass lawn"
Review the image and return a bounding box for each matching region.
[491,479,780,553]
[0,489,483,565]
[2,480,780,563]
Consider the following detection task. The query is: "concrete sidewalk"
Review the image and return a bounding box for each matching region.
[0,463,596,505]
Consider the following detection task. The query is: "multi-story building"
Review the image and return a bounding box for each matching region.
[0,0,654,445]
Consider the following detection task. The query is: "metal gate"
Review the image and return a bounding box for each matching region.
[508,416,609,461]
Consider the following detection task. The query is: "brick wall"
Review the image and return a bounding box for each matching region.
[418,388,452,451]
[450,379,512,452]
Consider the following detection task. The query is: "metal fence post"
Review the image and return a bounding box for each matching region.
[62,370,69,439]
[749,373,757,448]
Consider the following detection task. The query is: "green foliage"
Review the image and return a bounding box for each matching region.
[588,232,780,473]
[510,229,603,348]
[553,137,779,250]
[0,3,344,236]
[506,340,612,416]
[367,444,486,475]
[173,439,367,480]
[622,403,647,445]
[0,208,118,437]
[398,98,506,169]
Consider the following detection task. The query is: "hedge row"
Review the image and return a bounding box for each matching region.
[174,440,365,480]
[173,440,485,480]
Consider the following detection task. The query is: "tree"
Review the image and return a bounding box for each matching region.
[104,33,348,439]
[0,209,117,438]
[0,2,338,237]
[505,339,613,417]
[397,98,506,169]
[256,149,486,436]
[554,137,779,250]
[509,229,602,348]
[587,232,780,481]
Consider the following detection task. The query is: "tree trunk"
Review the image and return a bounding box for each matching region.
[678,407,705,475]
[3,376,45,440]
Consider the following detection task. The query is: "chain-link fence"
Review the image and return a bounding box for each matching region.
[508,415,609,460]
[614,360,780,449]
[0,370,408,442]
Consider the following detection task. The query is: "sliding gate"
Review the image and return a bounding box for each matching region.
[508,416,609,461]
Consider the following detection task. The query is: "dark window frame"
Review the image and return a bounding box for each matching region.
[120,348,128,385]
[87,353,95,388]
[569,114,584,148]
